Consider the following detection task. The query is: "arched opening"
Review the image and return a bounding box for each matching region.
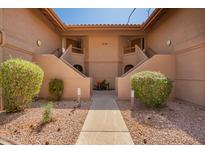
[73,64,83,73]
[124,64,134,73]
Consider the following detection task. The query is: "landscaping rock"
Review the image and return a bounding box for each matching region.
[0,100,91,144]
[117,100,205,144]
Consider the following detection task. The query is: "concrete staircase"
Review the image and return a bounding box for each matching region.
[121,46,156,77]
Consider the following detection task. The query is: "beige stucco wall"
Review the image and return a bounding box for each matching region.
[1,8,61,61]
[69,52,85,73]
[0,8,3,63]
[146,8,205,106]
[0,8,204,106]
[122,46,147,74]
[122,52,138,73]
[87,33,120,89]
[33,55,92,99]
[116,55,176,100]
[63,30,144,89]
[62,47,85,74]
[0,9,3,110]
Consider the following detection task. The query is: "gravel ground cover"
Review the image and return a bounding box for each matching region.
[117,100,205,144]
[0,100,91,145]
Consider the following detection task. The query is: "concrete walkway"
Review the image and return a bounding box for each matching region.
[76,91,134,145]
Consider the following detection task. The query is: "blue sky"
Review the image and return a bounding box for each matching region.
[54,8,155,25]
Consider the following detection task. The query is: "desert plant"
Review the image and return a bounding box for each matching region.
[49,78,64,101]
[41,102,53,123]
[0,58,44,112]
[131,71,172,108]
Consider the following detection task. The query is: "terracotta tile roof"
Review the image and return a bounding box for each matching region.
[65,23,141,31]
[66,23,140,26]
[39,8,166,32]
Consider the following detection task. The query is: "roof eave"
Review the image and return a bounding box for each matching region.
[142,8,165,31]
[65,25,142,31]
[39,8,66,31]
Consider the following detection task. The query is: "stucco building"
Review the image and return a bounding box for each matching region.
[0,8,204,106]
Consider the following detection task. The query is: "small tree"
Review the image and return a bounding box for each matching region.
[0,58,44,112]
[49,78,64,101]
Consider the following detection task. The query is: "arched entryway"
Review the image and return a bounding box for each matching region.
[124,64,134,73]
[73,64,83,73]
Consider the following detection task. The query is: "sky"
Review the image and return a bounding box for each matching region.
[54,8,155,25]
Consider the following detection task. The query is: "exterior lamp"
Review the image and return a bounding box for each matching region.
[131,90,135,109]
[36,40,42,47]
[77,88,81,104]
[166,40,172,46]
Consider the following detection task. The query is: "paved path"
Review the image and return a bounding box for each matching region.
[76,91,134,145]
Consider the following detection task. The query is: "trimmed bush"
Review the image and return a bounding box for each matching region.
[49,78,64,101]
[131,71,172,108]
[0,58,44,112]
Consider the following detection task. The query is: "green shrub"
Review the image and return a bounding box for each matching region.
[131,71,172,108]
[0,58,44,112]
[41,102,53,123]
[49,78,64,101]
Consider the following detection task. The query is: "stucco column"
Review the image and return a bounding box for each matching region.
[0,47,3,110]
[0,8,3,63]
[62,37,66,52]
[0,9,3,110]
